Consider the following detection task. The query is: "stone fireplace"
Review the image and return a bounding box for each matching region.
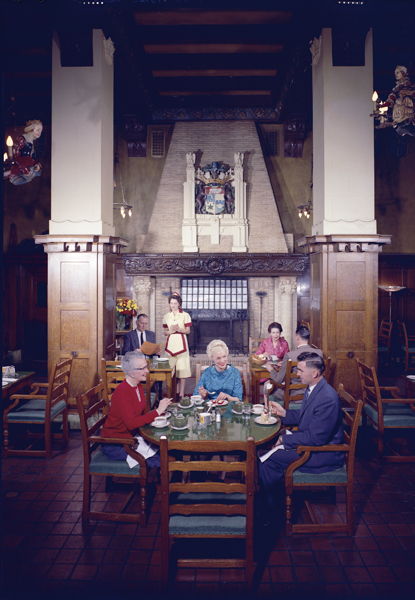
[125,121,307,353]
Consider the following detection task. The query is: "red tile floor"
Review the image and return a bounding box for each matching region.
[2,380,415,599]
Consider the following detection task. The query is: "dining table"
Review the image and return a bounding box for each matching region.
[2,371,35,403]
[140,400,281,446]
[105,361,176,401]
[249,359,280,406]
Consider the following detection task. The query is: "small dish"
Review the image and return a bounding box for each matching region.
[231,408,244,416]
[178,401,194,409]
[207,399,228,407]
[150,421,170,429]
[170,424,189,431]
[254,416,278,426]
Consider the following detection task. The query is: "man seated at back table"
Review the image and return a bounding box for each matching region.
[123,313,156,355]
[264,325,323,403]
[258,352,344,522]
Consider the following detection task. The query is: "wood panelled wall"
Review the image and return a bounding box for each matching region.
[379,254,415,335]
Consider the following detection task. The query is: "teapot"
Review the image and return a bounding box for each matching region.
[233,401,243,414]
[171,412,188,428]
[180,396,192,407]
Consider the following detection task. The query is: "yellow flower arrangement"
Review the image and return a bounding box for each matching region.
[116,298,139,317]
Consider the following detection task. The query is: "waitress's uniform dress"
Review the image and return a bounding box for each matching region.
[163,309,192,379]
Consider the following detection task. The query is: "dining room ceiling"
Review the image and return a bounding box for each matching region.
[2,0,415,126]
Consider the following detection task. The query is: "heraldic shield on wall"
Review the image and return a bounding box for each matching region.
[195,161,235,215]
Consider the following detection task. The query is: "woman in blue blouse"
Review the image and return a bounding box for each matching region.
[194,339,242,402]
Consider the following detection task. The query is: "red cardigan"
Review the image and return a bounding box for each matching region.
[101,379,158,439]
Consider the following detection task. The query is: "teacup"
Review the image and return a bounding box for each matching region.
[251,404,264,415]
[180,396,192,407]
[171,413,188,428]
[195,406,205,415]
[271,355,278,362]
[233,402,243,414]
[153,416,168,428]
[191,395,203,405]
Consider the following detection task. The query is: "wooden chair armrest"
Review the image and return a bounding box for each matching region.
[380,398,415,403]
[296,444,350,453]
[89,435,136,445]
[10,394,47,401]
[30,382,50,391]
[379,386,400,392]
[125,446,147,470]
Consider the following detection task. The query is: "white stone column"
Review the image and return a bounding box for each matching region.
[182,152,198,252]
[133,276,153,329]
[312,28,376,235]
[278,277,297,350]
[50,30,115,235]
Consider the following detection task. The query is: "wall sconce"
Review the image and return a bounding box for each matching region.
[6,136,13,158]
[297,153,313,219]
[113,151,133,218]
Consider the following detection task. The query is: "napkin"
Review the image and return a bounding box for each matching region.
[258,430,292,463]
[126,435,158,469]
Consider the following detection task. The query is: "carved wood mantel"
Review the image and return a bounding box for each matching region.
[122,253,308,277]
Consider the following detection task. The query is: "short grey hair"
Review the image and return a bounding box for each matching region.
[121,350,146,375]
[206,339,229,361]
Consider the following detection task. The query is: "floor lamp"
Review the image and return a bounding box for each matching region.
[378,285,406,322]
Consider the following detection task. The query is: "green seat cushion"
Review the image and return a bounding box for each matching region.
[169,514,246,535]
[269,395,302,410]
[7,399,67,423]
[364,403,415,427]
[89,450,141,475]
[292,464,347,484]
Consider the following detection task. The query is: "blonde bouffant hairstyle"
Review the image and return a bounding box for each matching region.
[206,339,229,361]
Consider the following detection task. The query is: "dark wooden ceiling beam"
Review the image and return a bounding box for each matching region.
[134,10,292,26]
[152,69,278,77]
[158,90,272,96]
[154,77,277,91]
[144,43,283,54]
[147,54,282,70]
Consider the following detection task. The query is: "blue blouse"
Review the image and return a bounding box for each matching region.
[193,364,243,401]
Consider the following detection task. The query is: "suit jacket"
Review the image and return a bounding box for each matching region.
[122,329,156,356]
[270,344,323,398]
[281,377,345,472]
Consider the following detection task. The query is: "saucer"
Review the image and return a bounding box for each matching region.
[170,424,189,431]
[178,401,194,409]
[193,399,204,405]
[251,407,264,415]
[231,409,244,416]
[150,421,170,429]
[254,416,278,426]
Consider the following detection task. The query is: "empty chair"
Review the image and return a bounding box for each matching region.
[160,436,255,593]
[397,321,415,373]
[378,320,393,368]
[3,358,72,459]
[356,358,415,462]
[284,384,362,535]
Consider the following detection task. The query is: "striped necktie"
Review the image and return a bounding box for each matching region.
[303,386,310,403]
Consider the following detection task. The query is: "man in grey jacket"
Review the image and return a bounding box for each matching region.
[264,326,323,400]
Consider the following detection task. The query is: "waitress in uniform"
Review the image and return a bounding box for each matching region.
[163,292,192,400]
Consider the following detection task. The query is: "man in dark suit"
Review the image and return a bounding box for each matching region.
[122,314,156,356]
[264,325,323,400]
[258,352,344,513]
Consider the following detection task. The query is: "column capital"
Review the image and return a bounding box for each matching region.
[298,234,392,254]
[34,234,129,254]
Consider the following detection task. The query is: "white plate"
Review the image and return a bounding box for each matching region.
[178,401,194,409]
[207,399,228,407]
[150,421,170,429]
[170,424,189,431]
[193,399,204,405]
[254,416,278,426]
[251,407,265,415]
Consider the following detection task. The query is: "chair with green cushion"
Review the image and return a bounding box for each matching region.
[3,358,72,459]
[378,320,393,368]
[397,321,415,373]
[160,436,255,594]
[356,358,415,462]
[284,384,362,536]
[76,380,148,527]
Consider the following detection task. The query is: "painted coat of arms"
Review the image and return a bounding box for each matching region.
[195,161,235,215]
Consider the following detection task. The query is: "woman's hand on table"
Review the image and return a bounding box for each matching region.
[157,397,172,416]
[198,386,208,399]
[217,392,229,402]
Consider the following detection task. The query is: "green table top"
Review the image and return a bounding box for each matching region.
[140,401,281,446]
[2,371,35,389]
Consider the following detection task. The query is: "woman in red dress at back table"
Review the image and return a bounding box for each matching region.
[256,322,289,365]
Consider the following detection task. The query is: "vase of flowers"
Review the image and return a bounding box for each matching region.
[116,298,139,331]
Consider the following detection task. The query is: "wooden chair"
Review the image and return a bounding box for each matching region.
[76,380,148,527]
[378,320,393,368]
[266,357,331,410]
[397,321,415,373]
[3,358,72,459]
[195,362,249,402]
[160,436,255,593]
[248,336,265,357]
[356,358,415,462]
[284,384,362,535]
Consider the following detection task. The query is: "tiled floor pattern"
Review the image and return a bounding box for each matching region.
[2,430,415,600]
